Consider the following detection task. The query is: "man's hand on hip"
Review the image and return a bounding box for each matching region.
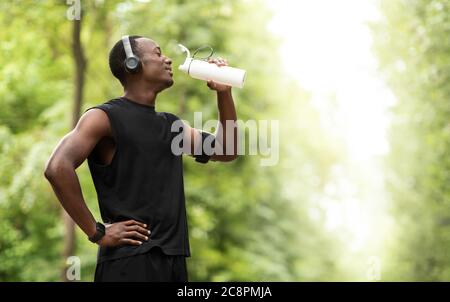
[97,220,151,247]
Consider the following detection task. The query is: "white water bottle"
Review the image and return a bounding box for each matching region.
[177,44,247,88]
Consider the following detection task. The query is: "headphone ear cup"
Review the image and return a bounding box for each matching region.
[124,56,141,74]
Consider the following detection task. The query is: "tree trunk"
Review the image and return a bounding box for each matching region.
[61,17,86,281]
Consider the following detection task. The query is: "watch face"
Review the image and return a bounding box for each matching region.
[89,222,106,243]
[97,222,105,233]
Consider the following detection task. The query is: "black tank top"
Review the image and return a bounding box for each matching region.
[85,97,192,263]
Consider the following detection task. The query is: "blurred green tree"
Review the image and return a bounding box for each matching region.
[371,0,450,281]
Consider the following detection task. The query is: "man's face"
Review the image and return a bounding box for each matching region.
[135,38,173,89]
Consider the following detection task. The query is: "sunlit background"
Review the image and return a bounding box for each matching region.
[0,0,449,281]
[268,0,395,276]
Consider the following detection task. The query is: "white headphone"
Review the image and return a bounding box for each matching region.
[122,35,141,73]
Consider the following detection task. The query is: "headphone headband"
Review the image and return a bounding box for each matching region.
[122,35,134,58]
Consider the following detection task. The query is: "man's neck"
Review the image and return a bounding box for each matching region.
[123,85,158,107]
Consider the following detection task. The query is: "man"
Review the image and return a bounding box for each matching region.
[44,35,237,282]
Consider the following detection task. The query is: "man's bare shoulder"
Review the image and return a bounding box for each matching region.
[76,108,112,138]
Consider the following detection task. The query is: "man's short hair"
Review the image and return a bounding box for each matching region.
[109,35,143,86]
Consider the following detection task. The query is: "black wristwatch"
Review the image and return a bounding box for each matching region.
[88,222,106,243]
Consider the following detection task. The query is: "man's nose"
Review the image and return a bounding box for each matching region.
[164,56,172,65]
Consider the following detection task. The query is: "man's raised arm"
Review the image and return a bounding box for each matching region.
[185,57,238,163]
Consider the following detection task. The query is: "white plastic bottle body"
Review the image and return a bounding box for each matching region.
[180,58,246,88]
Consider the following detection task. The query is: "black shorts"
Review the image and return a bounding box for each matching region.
[94,246,188,282]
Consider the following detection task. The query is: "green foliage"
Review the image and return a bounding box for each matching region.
[371,0,450,280]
